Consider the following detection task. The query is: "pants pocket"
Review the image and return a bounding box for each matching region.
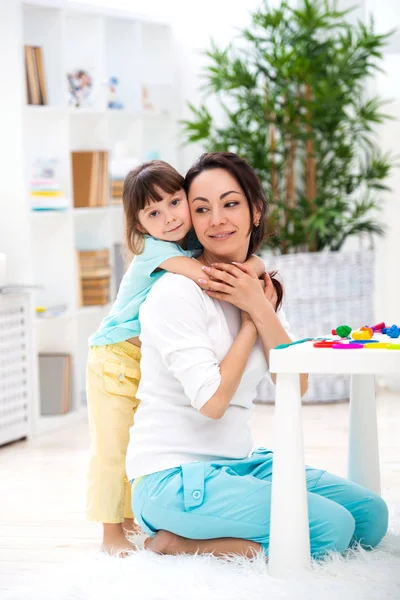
[103,360,140,398]
[181,462,206,511]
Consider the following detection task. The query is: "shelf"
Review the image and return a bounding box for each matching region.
[30,206,123,217]
[72,206,109,216]
[16,0,178,435]
[30,208,71,216]
[36,310,74,321]
[24,105,174,119]
[36,304,111,321]
[77,304,111,316]
[24,104,67,115]
[25,106,108,117]
[107,109,140,117]
[68,108,108,117]
[72,205,122,215]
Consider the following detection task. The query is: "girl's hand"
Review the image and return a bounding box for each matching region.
[198,262,266,316]
[263,272,278,311]
[240,309,254,327]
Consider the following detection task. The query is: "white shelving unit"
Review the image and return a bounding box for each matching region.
[1,0,179,435]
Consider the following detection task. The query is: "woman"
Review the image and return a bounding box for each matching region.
[126,152,388,558]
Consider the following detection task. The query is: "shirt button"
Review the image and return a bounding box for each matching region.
[118,373,124,382]
[192,490,202,500]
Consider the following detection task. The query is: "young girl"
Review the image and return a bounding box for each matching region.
[86,160,272,556]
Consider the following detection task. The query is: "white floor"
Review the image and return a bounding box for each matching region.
[1,394,399,598]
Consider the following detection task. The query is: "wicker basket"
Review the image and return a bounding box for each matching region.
[256,250,375,403]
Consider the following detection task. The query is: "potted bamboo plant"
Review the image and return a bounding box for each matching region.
[182,0,395,402]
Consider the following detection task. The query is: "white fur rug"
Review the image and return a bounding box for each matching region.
[4,510,400,600]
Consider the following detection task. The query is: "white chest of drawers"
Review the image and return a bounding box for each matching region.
[0,293,35,445]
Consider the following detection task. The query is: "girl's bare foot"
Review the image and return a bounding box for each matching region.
[123,517,142,535]
[101,522,136,557]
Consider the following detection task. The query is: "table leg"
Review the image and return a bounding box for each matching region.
[268,373,310,578]
[348,374,381,495]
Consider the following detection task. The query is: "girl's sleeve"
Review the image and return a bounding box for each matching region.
[141,276,221,412]
[133,236,194,280]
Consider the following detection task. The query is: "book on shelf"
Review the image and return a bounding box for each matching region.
[110,155,139,204]
[24,45,47,105]
[36,304,68,318]
[111,178,124,203]
[72,151,109,208]
[30,159,67,211]
[30,186,68,211]
[39,353,71,415]
[77,249,111,306]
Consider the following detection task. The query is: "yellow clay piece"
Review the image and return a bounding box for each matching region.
[360,326,373,336]
[364,343,391,349]
[351,329,373,340]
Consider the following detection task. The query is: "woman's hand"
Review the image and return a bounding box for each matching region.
[198,262,267,316]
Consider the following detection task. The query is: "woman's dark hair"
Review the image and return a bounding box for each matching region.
[184,152,283,311]
[122,160,184,255]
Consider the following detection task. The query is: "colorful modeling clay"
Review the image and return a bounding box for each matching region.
[364,343,391,349]
[275,338,313,350]
[314,341,338,348]
[332,343,363,349]
[351,329,373,340]
[331,325,352,338]
[387,325,400,338]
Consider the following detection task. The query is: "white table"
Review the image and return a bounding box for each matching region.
[268,335,399,578]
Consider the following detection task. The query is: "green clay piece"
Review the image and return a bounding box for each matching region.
[336,325,352,338]
[275,338,314,350]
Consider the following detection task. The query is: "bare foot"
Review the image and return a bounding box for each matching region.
[123,517,142,535]
[101,522,137,557]
[144,530,262,558]
[144,530,189,555]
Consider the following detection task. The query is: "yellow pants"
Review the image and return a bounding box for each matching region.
[86,341,141,523]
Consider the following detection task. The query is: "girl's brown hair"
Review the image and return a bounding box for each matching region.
[184,152,283,311]
[123,160,185,255]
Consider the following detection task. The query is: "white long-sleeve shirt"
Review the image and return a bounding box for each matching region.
[126,273,292,480]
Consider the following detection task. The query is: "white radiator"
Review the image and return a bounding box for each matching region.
[0,294,33,445]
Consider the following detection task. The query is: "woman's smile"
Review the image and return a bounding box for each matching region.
[208,231,236,240]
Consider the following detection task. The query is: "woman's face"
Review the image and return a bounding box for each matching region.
[188,168,259,260]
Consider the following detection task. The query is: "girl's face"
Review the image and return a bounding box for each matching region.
[188,168,260,261]
[137,188,192,244]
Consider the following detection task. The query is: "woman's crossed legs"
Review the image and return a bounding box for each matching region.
[132,450,388,558]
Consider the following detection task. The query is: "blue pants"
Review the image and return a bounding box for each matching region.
[131,449,388,557]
